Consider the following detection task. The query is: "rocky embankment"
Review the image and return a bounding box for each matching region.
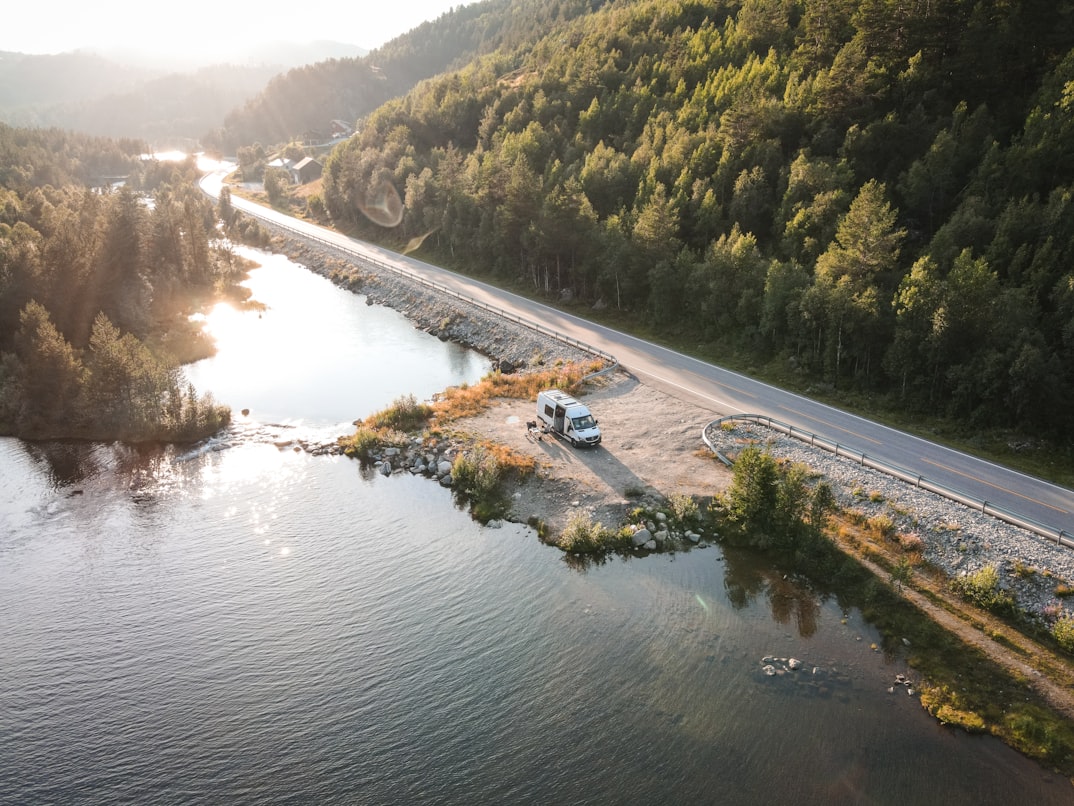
[270,232,597,371]
[706,420,1074,624]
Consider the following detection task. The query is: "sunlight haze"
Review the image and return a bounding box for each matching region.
[3,0,466,57]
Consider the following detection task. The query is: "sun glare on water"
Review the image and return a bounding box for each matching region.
[192,301,256,355]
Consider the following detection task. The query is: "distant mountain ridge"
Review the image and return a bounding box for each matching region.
[90,40,368,73]
[0,40,366,144]
[0,51,152,109]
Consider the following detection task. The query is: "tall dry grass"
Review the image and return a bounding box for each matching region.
[432,360,605,423]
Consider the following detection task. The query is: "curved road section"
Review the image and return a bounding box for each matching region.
[201,170,1074,541]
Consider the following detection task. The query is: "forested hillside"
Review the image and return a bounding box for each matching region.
[319,0,1074,445]
[205,0,611,150]
[0,125,232,441]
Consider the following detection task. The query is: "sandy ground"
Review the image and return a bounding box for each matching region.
[450,369,732,533]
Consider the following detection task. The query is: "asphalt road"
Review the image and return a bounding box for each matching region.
[201,170,1074,541]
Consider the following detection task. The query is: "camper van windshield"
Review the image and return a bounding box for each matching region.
[572,414,596,430]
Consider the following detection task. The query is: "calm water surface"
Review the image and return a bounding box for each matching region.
[2,251,1070,805]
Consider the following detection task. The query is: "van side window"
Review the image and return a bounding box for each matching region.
[544,404,555,418]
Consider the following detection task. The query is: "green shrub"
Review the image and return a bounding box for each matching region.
[1053,614,1074,653]
[890,557,913,588]
[722,445,811,548]
[451,446,508,521]
[452,447,502,498]
[951,565,1017,617]
[339,425,408,460]
[667,492,700,528]
[808,481,837,527]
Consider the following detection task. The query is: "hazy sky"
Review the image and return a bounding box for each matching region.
[2,0,466,55]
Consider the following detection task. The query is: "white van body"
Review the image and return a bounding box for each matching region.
[535,389,601,447]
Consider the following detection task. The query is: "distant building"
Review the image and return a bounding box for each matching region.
[330,119,354,138]
[291,157,323,185]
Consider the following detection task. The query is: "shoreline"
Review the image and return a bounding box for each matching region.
[265,226,1074,614]
[258,226,1074,736]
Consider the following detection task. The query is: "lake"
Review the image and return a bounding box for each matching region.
[2,247,1069,804]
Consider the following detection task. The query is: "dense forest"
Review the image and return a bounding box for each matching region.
[0,125,233,441]
[312,0,1074,445]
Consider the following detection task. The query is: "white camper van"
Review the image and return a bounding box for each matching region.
[535,389,601,447]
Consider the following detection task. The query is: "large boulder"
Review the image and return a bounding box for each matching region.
[631,528,652,547]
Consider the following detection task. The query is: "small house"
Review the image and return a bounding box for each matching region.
[291,157,323,185]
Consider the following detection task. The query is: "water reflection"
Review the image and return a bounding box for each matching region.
[722,544,821,637]
[18,440,174,493]
[19,442,104,488]
[184,246,490,427]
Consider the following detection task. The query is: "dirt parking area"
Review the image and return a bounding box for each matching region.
[450,370,732,533]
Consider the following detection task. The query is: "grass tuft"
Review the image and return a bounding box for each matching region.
[556,512,632,553]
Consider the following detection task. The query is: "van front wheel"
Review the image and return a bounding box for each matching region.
[569,437,578,447]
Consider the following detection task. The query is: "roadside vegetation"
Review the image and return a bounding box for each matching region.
[709,442,1074,776]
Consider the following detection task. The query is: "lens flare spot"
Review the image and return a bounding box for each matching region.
[358,179,404,227]
[403,228,438,255]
